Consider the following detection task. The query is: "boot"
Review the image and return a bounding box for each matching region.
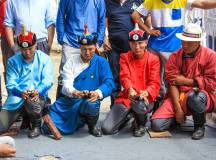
[85,114,102,137]
[192,126,205,140]
[132,113,147,137]
[191,112,205,140]
[28,127,41,138]
[28,118,41,139]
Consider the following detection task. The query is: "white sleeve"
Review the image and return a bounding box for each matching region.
[61,59,76,97]
[186,0,195,9]
[95,89,103,99]
[136,3,149,16]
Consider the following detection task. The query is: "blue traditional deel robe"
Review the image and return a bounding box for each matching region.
[3,50,54,110]
[49,54,116,134]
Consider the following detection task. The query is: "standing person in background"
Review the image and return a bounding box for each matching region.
[104,0,150,105]
[0,0,13,80]
[4,0,56,55]
[132,0,216,98]
[55,0,106,98]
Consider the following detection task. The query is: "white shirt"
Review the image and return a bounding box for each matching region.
[61,54,103,99]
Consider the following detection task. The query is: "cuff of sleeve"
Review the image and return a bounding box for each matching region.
[11,87,23,98]
[62,86,76,98]
[146,88,155,102]
[96,89,103,99]
[194,76,204,89]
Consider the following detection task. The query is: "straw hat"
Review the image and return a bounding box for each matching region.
[176,23,203,41]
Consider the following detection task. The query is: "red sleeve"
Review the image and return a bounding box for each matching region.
[165,52,181,84]
[119,53,132,91]
[194,52,216,92]
[146,54,161,102]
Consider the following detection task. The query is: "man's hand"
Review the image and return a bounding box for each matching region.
[175,106,185,124]
[0,144,16,158]
[128,87,138,99]
[103,37,112,51]
[139,90,149,103]
[22,90,29,100]
[72,90,87,98]
[30,90,40,102]
[170,75,187,86]
[88,91,99,102]
[149,28,161,36]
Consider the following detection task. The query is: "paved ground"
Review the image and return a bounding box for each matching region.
[0,51,216,160]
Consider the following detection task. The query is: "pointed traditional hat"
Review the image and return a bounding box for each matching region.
[128,23,148,41]
[78,24,97,45]
[17,25,37,48]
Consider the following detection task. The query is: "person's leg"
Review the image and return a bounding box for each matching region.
[79,99,102,137]
[24,98,45,138]
[56,44,80,99]
[1,36,14,81]
[187,91,207,140]
[131,100,155,137]
[149,49,172,98]
[0,108,22,133]
[151,118,175,132]
[107,48,121,106]
[101,103,130,135]
[36,38,50,55]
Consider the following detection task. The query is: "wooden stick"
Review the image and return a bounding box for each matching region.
[43,114,62,140]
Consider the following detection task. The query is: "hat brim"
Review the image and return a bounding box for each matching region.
[176,33,203,42]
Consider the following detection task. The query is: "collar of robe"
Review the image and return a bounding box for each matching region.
[182,46,200,59]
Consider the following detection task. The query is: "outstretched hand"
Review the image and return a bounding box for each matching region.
[0,144,16,158]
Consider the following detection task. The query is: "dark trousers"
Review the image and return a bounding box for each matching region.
[101,103,131,135]
[107,43,129,106]
[36,38,50,55]
[0,98,46,133]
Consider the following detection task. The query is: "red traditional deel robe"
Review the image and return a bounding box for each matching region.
[152,46,216,119]
[115,50,161,108]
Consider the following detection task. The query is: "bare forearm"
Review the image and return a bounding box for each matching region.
[192,0,216,9]
[169,85,181,112]
[5,26,15,49]
[183,78,196,86]
[47,24,55,47]
[132,11,151,34]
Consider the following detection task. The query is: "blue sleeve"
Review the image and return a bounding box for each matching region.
[98,59,116,98]
[6,60,23,98]
[45,0,56,28]
[56,0,67,44]
[4,0,15,28]
[96,0,106,46]
[36,57,54,96]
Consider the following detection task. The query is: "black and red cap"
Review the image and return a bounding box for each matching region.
[128,23,148,41]
[17,25,37,49]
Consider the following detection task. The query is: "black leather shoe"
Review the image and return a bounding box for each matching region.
[133,126,146,137]
[28,127,41,138]
[89,126,102,137]
[191,126,205,140]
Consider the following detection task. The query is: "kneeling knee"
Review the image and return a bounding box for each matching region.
[151,119,167,132]
[81,100,100,116]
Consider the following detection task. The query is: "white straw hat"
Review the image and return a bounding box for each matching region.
[176,23,203,41]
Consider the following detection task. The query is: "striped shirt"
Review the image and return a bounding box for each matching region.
[137,0,194,52]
